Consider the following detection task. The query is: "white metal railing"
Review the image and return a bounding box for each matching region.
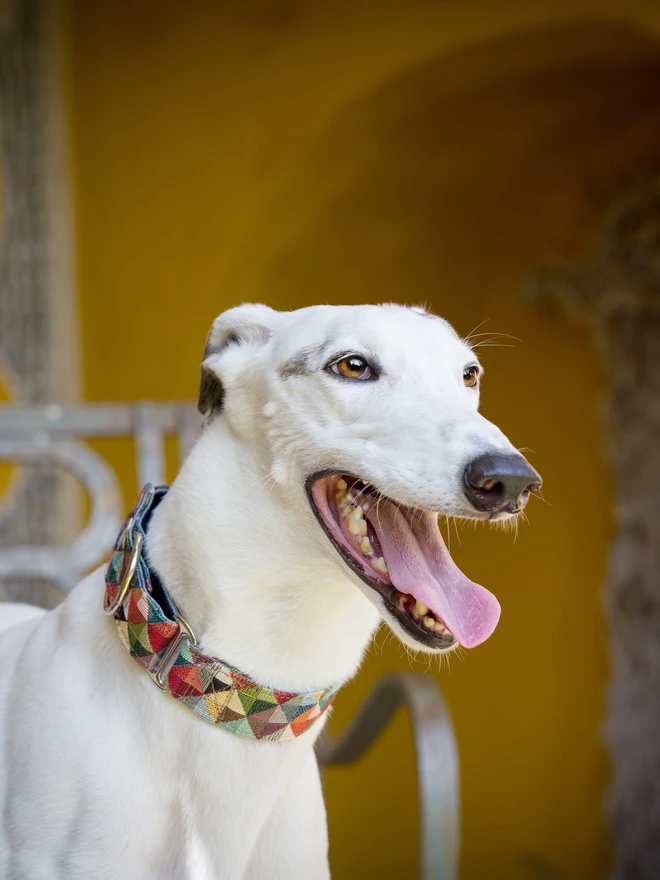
[0,402,200,591]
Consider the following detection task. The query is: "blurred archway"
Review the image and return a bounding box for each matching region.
[222,21,660,880]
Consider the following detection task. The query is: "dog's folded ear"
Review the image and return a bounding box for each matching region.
[198,303,279,416]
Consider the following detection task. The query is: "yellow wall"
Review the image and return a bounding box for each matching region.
[64,2,660,877]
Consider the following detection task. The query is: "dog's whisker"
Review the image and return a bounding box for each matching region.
[440,515,451,554]
[466,331,521,343]
[454,644,468,665]
[251,471,276,489]
[470,341,515,349]
[533,490,551,506]
[463,318,491,342]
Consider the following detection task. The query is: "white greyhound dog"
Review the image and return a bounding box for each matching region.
[0,303,540,879]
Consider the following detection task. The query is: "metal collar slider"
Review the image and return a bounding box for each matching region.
[148,614,198,690]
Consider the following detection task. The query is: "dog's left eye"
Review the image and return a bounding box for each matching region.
[463,365,480,388]
[330,355,373,381]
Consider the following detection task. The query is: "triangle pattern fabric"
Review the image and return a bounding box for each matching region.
[105,485,341,742]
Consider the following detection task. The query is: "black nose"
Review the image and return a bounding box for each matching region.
[463,453,542,514]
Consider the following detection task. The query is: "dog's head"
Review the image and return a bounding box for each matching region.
[199,303,541,653]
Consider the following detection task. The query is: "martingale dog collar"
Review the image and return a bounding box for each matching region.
[104,485,340,743]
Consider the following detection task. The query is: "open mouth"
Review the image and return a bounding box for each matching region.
[307,472,501,651]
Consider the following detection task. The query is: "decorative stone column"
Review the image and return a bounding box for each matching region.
[527,177,660,879]
[0,0,58,605]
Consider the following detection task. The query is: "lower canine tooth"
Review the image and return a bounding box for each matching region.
[373,556,388,574]
[358,536,373,556]
[413,601,429,618]
[337,478,347,490]
[348,507,367,536]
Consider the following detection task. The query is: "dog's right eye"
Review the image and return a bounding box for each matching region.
[329,355,374,381]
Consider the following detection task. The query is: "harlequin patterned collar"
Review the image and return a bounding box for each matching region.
[104,485,340,743]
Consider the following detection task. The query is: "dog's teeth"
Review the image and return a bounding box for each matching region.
[337,478,347,491]
[347,506,367,536]
[358,536,373,557]
[434,620,450,635]
[413,600,428,619]
[373,556,388,574]
[362,479,368,485]
[423,615,435,629]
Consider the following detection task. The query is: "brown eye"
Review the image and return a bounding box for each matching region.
[463,365,480,388]
[331,355,373,380]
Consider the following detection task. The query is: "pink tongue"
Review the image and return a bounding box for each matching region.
[370,502,501,648]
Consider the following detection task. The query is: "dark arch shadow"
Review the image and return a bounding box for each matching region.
[244,20,660,309]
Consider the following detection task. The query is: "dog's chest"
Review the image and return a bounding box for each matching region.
[0,584,322,880]
[118,709,316,876]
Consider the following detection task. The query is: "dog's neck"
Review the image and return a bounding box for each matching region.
[146,419,379,693]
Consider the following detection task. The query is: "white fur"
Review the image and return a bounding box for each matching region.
[0,303,523,878]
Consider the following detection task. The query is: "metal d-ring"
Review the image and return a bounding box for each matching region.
[103,526,143,616]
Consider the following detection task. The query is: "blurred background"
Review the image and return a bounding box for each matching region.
[2,1,660,878]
